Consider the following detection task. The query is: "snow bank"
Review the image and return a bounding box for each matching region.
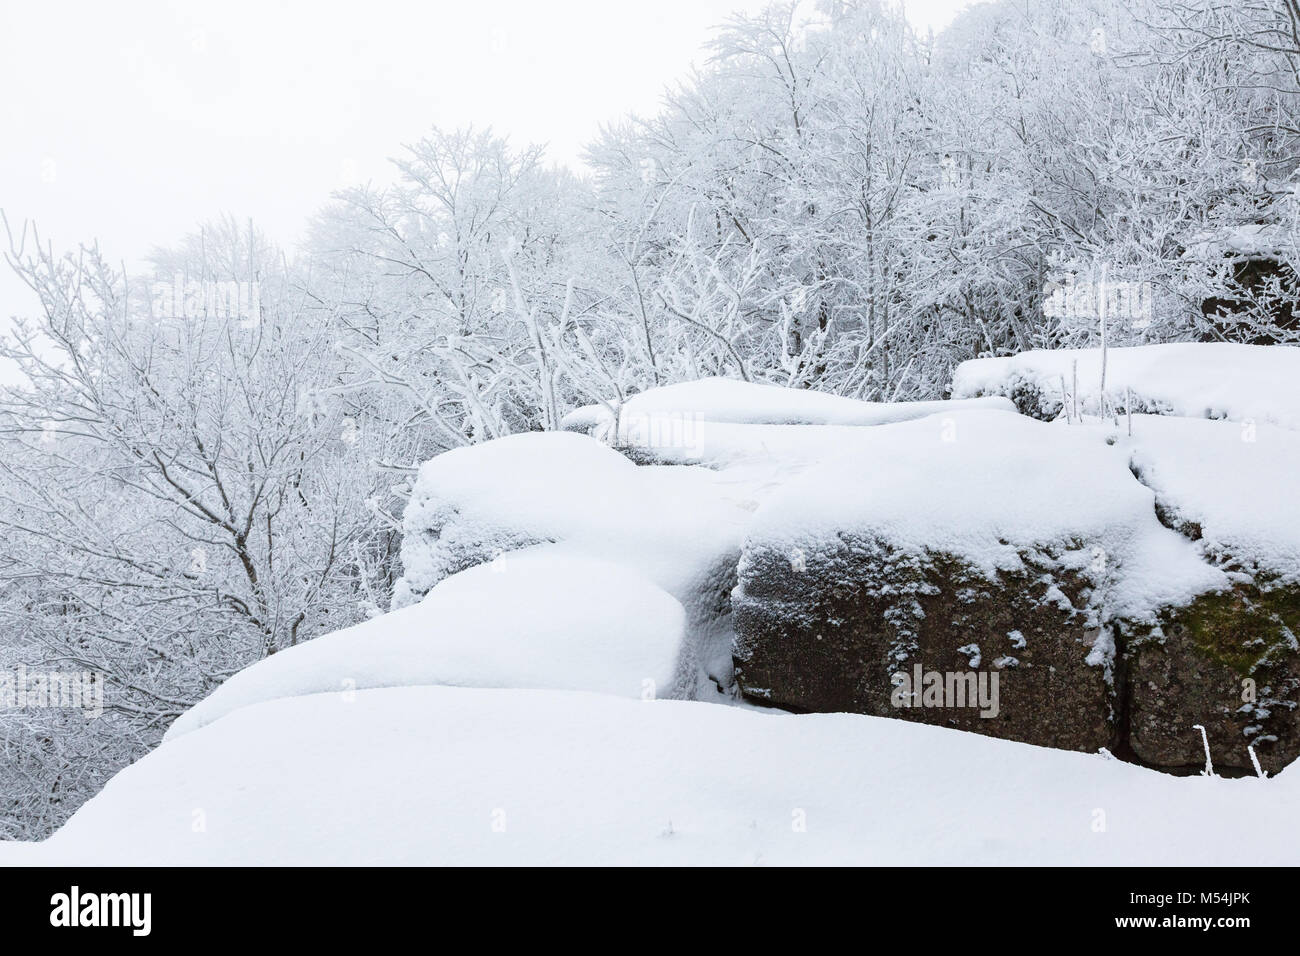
[1122,415,1300,584]
[166,549,685,741]
[38,685,1300,865]
[952,343,1300,429]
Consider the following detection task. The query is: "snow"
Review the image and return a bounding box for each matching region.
[22,684,1298,865]
[12,372,1299,864]
[393,431,750,610]
[1122,414,1300,584]
[583,376,1016,427]
[165,548,686,741]
[392,430,752,698]
[741,409,1225,623]
[952,343,1300,430]
[559,377,1015,452]
[556,379,1020,520]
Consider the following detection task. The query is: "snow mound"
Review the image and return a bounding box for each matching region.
[167,548,685,740]
[38,685,1300,865]
[952,343,1300,429]
[392,431,749,608]
[1122,415,1300,584]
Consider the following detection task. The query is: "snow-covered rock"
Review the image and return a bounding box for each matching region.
[29,684,1300,865]
[952,342,1300,429]
[392,431,751,697]
[1123,415,1300,583]
[1115,415,1300,773]
[13,375,1300,864]
[731,409,1221,754]
[729,405,1300,774]
[166,548,686,741]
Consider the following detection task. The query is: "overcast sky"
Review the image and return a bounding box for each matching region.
[0,0,971,323]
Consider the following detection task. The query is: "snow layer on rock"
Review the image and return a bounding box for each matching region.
[952,343,1300,429]
[166,548,685,740]
[393,431,750,608]
[34,685,1300,865]
[1122,415,1300,584]
[743,410,1225,622]
[561,376,1015,441]
[558,403,607,433]
[606,418,990,472]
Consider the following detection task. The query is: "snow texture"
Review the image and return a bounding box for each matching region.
[392,430,750,697]
[1183,223,1297,262]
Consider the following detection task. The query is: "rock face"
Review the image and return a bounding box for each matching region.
[1119,581,1300,776]
[733,537,1114,752]
[730,409,1147,755]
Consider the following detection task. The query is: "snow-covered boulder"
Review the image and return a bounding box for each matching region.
[731,410,1227,757]
[392,431,751,697]
[952,342,1300,429]
[1115,415,1300,774]
[166,549,687,740]
[29,683,1300,865]
[731,406,1300,773]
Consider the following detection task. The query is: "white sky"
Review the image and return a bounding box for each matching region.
[0,0,972,323]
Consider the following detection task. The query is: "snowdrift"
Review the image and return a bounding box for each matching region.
[391,430,754,698]
[1121,415,1300,583]
[166,548,686,741]
[33,685,1300,865]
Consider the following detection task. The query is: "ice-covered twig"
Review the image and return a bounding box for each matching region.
[1192,724,1214,776]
